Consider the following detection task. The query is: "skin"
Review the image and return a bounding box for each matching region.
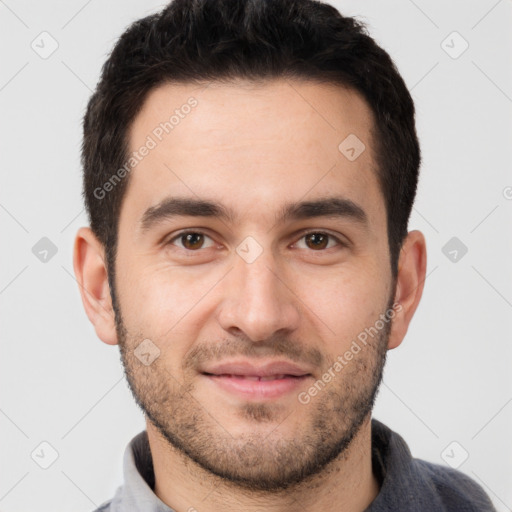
[73,79,427,512]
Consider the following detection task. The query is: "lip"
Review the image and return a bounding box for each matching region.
[202,373,311,400]
[200,359,313,400]
[200,359,312,378]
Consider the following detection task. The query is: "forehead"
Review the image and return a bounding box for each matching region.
[121,79,385,232]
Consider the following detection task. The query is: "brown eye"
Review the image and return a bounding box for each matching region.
[181,233,204,250]
[168,231,215,251]
[294,231,343,251]
[304,232,329,250]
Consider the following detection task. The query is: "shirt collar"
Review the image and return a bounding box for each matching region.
[109,430,176,512]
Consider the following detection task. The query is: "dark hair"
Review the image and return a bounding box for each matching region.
[82,0,420,313]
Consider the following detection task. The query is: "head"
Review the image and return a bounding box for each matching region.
[74,0,426,492]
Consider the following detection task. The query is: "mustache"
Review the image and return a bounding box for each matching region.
[181,334,324,372]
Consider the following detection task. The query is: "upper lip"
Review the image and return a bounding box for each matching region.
[201,360,312,377]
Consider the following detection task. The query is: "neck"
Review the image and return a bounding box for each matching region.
[146,415,380,512]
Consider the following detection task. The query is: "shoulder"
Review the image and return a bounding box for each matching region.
[413,459,496,511]
[369,419,496,511]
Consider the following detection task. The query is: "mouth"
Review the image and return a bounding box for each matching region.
[201,372,312,399]
[203,372,306,380]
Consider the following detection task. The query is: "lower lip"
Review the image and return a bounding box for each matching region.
[203,374,311,400]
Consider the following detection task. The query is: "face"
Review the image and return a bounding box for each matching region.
[113,79,396,491]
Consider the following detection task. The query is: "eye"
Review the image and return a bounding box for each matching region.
[167,231,215,251]
[294,231,343,251]
[166,230,345,253]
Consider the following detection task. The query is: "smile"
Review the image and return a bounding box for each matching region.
[202,373,311,400]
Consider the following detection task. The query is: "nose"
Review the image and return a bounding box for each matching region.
[216,247,301,342]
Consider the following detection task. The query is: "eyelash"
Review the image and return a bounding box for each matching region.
[166,229,345,252]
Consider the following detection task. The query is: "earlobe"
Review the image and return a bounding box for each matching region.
[73,227,119,345]
[387,230,427,350]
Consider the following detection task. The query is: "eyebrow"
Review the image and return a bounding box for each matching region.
[139,196,368,234]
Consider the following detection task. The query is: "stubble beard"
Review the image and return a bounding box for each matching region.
[116,304,391,493]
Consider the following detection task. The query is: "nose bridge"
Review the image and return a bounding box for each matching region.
[217,243,300,341]
[239,249,281,302]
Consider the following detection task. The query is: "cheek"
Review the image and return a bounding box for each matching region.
[119,261,223,339]
[293,262,390,342]
[116,264,219,378]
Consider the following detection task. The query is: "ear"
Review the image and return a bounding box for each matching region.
[387,230,427,350]
[73,226,118,345]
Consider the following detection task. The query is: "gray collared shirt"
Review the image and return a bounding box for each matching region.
[93,418,496,511]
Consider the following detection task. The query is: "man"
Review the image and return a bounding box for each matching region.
[72,0,496,510]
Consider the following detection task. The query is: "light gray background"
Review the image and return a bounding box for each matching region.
[1,1,511,511]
